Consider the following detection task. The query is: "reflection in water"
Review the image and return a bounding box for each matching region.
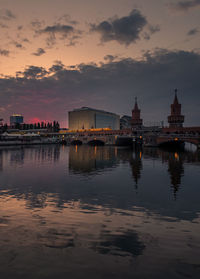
[129,151,143,190]
[92,229,145,257]
[168,152,184,199]
[69,145,118,174]
[0,145,200,278]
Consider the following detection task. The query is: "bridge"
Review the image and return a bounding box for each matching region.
[63,133,133,146]
[156,134,200,148]
[59,127,200,148]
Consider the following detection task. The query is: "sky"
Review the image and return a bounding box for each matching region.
[0,0,200,127]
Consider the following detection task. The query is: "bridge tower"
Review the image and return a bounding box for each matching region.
[168,89,184,128]
[131,97,143,129]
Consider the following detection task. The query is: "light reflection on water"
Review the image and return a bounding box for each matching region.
[0,145,200,279]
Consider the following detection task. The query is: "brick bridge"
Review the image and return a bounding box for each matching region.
[156,134,200,148]
[60,127,200,148]
[157,127,200,148]
[62,129,133,145]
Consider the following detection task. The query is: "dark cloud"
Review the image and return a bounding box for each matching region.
[32,48,46,56]
[0,49,200,126]
[104,55,118,62]
[0,9,16,20]
[15,43,23,48]
[143,25,160,40]
[187,28,199,36]
[17,66,48,79]
[169,0,200,11]
[22,38,30,43]
[49,61,65,72]
[36,24,82,47]
[40,24,74,35]
[17,25,23,30]
[90,9,154,45]
[0,49,9,56]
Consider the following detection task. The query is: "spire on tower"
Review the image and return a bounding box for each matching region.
[134,97,139,110]
[131,97,143,128]
[174,88,179,105]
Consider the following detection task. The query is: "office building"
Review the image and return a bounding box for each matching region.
[10,114,24,126]
[68,107,120,130]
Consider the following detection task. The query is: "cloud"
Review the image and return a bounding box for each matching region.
[90,9,157,45]
[17,25,23,30]
[0,49,9,56]
[187,28,199,35]
[49,61,65,72]
[169,0,200,11]
[143,24,160,40]
[0,9,16,20]
[15,42,23,48]
[104,55,118,62]
[36,24,82,47]
[0,49,200,126]
[55,14,78,25]
[40,24,74,35]
[31,19,45,29]
[0,22,8,28]
[17,65,48,79]
[32,48,46,56]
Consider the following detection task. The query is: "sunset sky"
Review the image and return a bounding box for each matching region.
[0,0,200,127]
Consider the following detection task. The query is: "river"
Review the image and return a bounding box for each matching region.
[0,145,200,278]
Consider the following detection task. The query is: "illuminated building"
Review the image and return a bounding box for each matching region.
[131,97,143,129]
[168,89,184,128]
[10,114,24,126]
[68,107,120,130]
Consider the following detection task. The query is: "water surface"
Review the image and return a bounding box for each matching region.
[0,145,200,279]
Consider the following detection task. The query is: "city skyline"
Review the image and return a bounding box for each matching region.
[0,0,200,127]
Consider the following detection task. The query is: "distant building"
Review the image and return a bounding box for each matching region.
[10,114,24,126]
[120,115,132,129]
[131,97,143,129]
[68,107,120,130]
[168,89,184,128]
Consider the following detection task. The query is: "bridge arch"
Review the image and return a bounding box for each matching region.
[87,139,105,146]
[157,136,200,149]
[71,140,83,145]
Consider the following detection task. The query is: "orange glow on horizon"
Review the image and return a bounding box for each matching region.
[28,117,50,124]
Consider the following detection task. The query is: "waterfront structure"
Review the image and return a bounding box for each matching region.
[131,97,143,129]
[168,89,184,128]
[68,107,120,130]
[120,115,132,129]
[10,114,24,126]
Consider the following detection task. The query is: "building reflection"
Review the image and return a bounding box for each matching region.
[0,145,199,211]
[129,150,143,190]
[3,145,61,167]
[140,147,200,198]
[167,152,184,199]
[69,145,119,174]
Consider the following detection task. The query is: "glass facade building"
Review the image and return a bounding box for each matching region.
[10,114,24,126]
[68,107,120,130]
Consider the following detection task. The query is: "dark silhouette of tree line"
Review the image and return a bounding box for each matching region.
[0,121,60,132]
